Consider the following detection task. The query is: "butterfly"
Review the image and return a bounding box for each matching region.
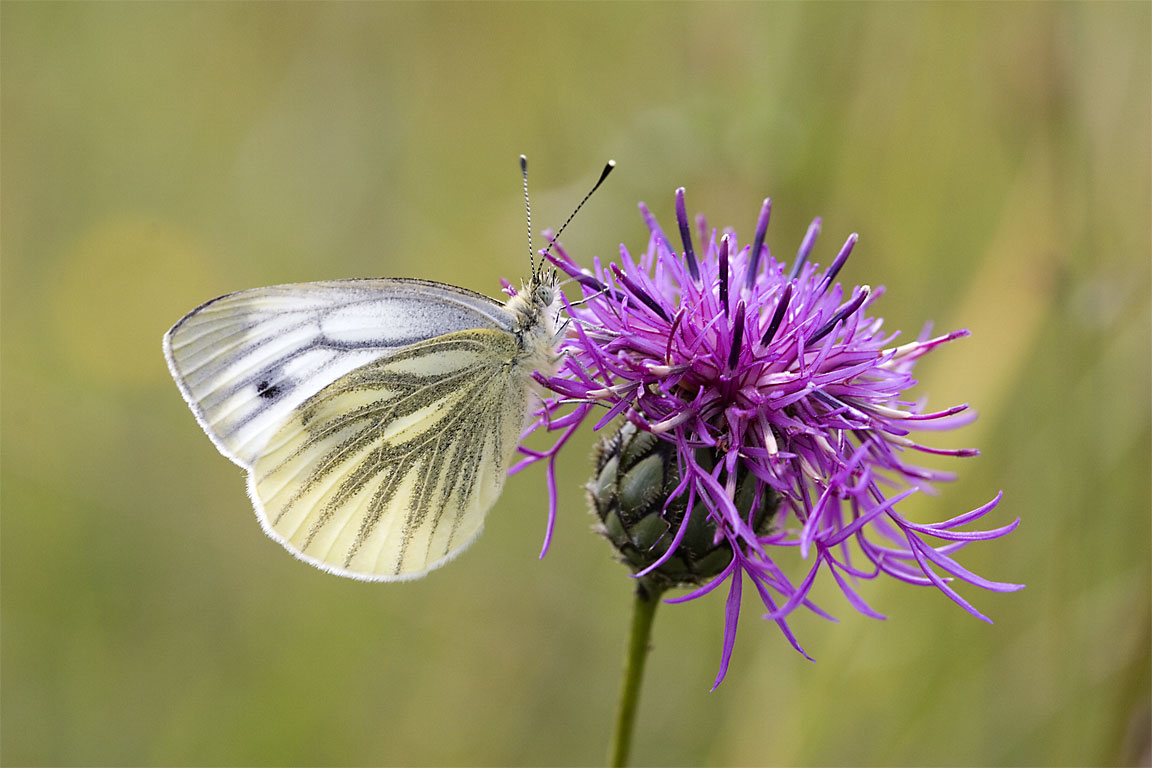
[164,158,614,581]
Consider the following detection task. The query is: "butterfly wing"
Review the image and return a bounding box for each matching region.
[249,327,533,579]
[164,278,515,465]
[165,278,538,579]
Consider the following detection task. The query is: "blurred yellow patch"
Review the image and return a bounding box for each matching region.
[53,218,211,387]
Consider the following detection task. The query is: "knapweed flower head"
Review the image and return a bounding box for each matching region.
[513,189,1022,688]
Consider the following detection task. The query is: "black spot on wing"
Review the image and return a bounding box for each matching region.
[256,379,283,400]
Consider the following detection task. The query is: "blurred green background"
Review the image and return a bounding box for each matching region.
[3,3,1149,766]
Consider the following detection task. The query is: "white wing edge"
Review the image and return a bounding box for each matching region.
[163,320,254,469]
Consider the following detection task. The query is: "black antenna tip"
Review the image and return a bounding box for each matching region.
[520,155,528,172]
[599,160,616,184]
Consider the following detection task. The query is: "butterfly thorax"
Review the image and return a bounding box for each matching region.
[504,277,562,383]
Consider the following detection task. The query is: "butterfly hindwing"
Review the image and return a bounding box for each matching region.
[249,328,530,579]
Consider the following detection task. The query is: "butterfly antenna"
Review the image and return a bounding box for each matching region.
[540,159,616,264]
[520,155,535,279]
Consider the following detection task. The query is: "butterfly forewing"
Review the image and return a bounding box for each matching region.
[249,329,530,579]
[163,279,515,465]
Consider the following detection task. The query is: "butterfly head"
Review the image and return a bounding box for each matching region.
[508,268,559,328]
[529,276,552,306]
[530,269,557,308]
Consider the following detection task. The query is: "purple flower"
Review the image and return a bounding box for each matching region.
[513,189,1022,688]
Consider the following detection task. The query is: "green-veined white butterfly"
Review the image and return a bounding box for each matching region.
[164,158,614,581]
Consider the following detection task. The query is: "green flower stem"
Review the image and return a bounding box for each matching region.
[609,578,664,767]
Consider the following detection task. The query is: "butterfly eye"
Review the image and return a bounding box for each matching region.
[534,284,554,306]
